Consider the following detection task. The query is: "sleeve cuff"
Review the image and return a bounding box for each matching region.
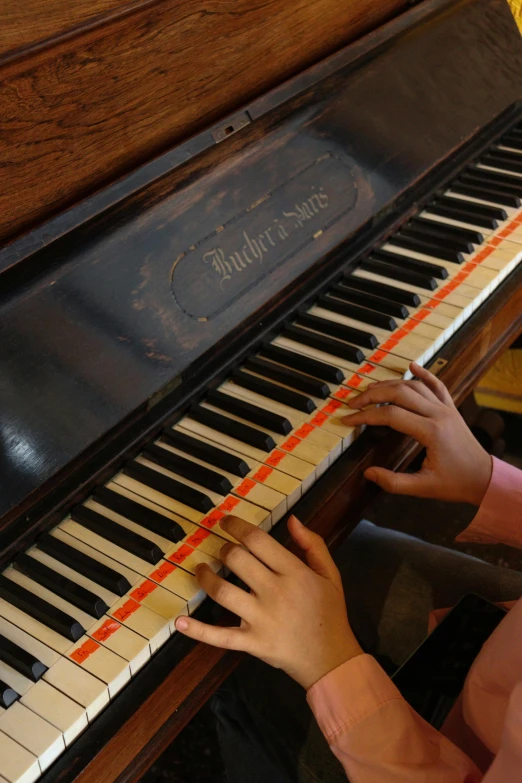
[456,457,522,546]
[306,654,404,743]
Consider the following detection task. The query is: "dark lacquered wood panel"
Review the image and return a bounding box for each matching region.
[1,0,521,529]
[0,0,408,244]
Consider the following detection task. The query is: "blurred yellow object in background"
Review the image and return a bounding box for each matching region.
[508,0,522,29]
[475,350,522,414]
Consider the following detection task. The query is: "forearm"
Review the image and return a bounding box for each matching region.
[308,655,482,783]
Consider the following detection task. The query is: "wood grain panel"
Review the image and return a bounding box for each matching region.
[0,0,407,245]
[0,0,132,58]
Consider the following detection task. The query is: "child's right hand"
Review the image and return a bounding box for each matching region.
[344,362,492,506]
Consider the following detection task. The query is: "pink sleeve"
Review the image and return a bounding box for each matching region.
[479,683,522,782]
[307,654,482,782]
[456,458,522,548]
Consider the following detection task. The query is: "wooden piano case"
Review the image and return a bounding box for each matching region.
[0,0,521,781]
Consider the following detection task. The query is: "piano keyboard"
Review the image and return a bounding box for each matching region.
[2,121,522,783]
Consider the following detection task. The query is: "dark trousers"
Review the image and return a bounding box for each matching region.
[211,520,522,783]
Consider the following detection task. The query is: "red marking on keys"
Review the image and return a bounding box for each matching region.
[265,449,286,467]
[322,400,343,414]
[219,496,240,513]
[413,308,431,321]
[186,528,211,548]
[70,639,100,665]
[252,466,273,483]
[150,561,177,582]
[200,509,225,529]
[380,338,399,352]
[311,411,329,426]
[367,350,387,365]
[235,478,256,497]
[333,387,352,400]
[130,580,158,602]
[91,620,121,643]
[168,544,194,565]
[281,436,300,452]
[359,363,376,375]
[113,599,141,623]
[294,423,314,439]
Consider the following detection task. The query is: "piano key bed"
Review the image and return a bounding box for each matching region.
[2,120,522,783]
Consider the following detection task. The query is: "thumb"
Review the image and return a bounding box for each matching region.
[287,515,340,583]
[364,467,430,497]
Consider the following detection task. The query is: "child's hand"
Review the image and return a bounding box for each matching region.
[175,515,362,690]
[344,362,492,506]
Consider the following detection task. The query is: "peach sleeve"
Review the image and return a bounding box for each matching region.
[456,457,522,548]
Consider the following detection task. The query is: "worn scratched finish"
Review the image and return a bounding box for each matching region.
[1,0,521,533]
[0,0,407,244]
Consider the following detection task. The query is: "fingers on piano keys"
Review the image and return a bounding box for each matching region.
[2,121,522,783]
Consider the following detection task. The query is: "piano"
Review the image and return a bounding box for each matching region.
[1,0,522,780]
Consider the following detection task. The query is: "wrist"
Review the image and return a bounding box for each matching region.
[297,640,364,691]
[465,452,493,506]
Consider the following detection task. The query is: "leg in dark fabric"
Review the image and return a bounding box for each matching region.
[212,519,522,782]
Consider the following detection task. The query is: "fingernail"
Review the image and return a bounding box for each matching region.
[176,617,189,631]
[290,515,303,527]
[365,468,378,482]
[219,516,229,529]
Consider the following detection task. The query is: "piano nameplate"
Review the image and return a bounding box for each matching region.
[170,152,358,320]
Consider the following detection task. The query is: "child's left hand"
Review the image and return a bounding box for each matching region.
[175,514,362,690]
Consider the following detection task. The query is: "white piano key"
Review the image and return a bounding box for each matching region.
[20,680,87,747]
[0,731,40,783]
[0,702,64,772]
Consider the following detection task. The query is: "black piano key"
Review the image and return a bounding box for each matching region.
[460,174,522,201]
[450,182,520,208]
[324,286,408,320]
[463,168,522,195]
[143,443,233,495]
[387,234,464,264]
[14,553,108,620]
[282,324,364,366]
[426,203,499,230]
[342,273,420,309]
[0,680,19,709]
[244,357,331,399]
[501,134,522,151]
[325,291,399,329]
[160,429,250,478]
[398,225,474,255]
[409,217,483,245]
[295,313,369,357]
[0,574,84,643]
[232,369,316,414]
[123,460,215,515]
[71,504,164,564]
[188,405,276,453]
[0,633,47,682]
[483,149,522,172]
[37,533,131,597]
[359,258,438,291]
[206,389,292,436]
[434,195,507,222]
[371,250,448,280]
[259,345,344,384]
[93,487,185,543]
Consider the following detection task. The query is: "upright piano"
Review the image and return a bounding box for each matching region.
[1,0,522,781]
